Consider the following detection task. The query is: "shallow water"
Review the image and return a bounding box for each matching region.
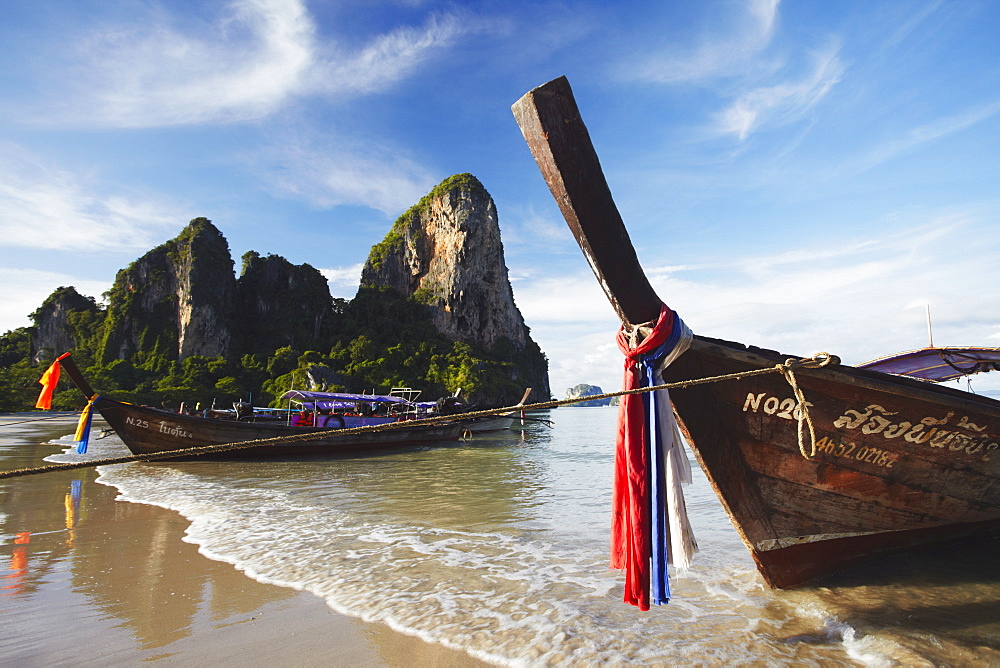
[5,408,1000,665]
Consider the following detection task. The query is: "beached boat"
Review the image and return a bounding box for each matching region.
[513,76,1000,589]
[51,354,466,458]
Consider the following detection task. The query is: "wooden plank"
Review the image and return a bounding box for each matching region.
[512,76,662,327]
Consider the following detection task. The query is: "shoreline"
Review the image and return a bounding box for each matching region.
[0,413,486,666]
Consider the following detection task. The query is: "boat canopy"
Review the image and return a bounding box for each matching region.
[279,389,443,413]
[858,347,1000,382]
[281,390,410,404]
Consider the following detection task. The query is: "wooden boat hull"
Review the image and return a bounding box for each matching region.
[669,336,1000,587]
[512,75,1000,589]
[94,398,465,458]
[467,415,516,432]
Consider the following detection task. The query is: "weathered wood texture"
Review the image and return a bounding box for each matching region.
[512,76,1000,588]
[666,337,1000,587]
[512,76,662,326]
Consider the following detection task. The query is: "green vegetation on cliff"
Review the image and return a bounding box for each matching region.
[364,173,483,274]
[0,206,548,411]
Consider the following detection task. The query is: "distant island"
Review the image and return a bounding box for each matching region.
[565,384,616,407]
[0,174,551,412]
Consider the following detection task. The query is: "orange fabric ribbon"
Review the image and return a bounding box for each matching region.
[35,353,71,410]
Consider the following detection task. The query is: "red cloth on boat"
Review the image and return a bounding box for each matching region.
[611,305,675,610]
[35,353,71,410]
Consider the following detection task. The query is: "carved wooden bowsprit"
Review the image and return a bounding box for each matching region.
[512,76,662,327]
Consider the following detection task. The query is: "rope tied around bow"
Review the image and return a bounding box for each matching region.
[776,352,838,460]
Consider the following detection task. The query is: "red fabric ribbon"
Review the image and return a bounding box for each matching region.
[610,304,674,610]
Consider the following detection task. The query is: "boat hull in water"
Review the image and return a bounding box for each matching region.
[93,398,465,458]
[669,336,1000,587]
[513,75,1000,588]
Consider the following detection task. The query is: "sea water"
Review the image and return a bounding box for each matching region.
[15,409,1000,664]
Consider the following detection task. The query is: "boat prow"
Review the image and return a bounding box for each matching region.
[513,76,1000,589]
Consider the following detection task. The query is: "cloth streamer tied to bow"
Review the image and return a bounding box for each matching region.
[35,352,97,454]
[611,304,698,610]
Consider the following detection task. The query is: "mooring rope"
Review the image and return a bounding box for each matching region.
[0,412,85,427]
[0,352,836,480]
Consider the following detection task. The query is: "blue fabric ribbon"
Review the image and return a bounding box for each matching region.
[75,396,99,454]
[640,320,684,606]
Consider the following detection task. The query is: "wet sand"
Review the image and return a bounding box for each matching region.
[0,414,485,666]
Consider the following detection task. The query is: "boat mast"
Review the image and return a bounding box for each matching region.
[926,304,934,348]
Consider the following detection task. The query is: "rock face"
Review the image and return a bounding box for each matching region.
[565,383,613,407]
[99,218,236,362]
[235,252,334,356]
[95,218,336,365]
[360,174,527,351]
[358,173,550,403]
[30,286,102,363]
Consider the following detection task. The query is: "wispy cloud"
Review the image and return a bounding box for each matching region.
[34,0,476,128]
[253,132,437,215]
[626,0,780,84]
[57,0,314,127]
[714,44,843,141]
[645,214,996,362]
[502,205,580,248]
[850,99,1000,173]
[314,12,472,95]
[0,143,183,251]
[614,0,844,143]
[520,211,1000,395]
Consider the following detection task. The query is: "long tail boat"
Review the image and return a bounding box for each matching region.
[50,354,465,458]
[512,76,1000,588]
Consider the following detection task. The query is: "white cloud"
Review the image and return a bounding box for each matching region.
[254,134,437,215]
[61,0,314,127]
[618,0,841,142]
[319,263,364,299]
[37,1,476,128]
[644,214,998,365]
[502,205,577,248]
[517,211,1000,397]
[850,99,1000,174]
[511,275,630,395]
[627,0,780,84]
[0,143,183,251]
[313,12,471,95]
[714,45,843,141]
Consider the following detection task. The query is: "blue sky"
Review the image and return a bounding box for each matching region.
[2,0,1000,396]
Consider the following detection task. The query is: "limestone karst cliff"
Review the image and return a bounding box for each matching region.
[30,286,102,364]
[360,174,528,351]
[98,218,236,363]
[359,173,550,404]
[235,251,335,357]
[11,187,550,410]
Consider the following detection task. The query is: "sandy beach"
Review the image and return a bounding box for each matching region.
[0,414,485,666]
